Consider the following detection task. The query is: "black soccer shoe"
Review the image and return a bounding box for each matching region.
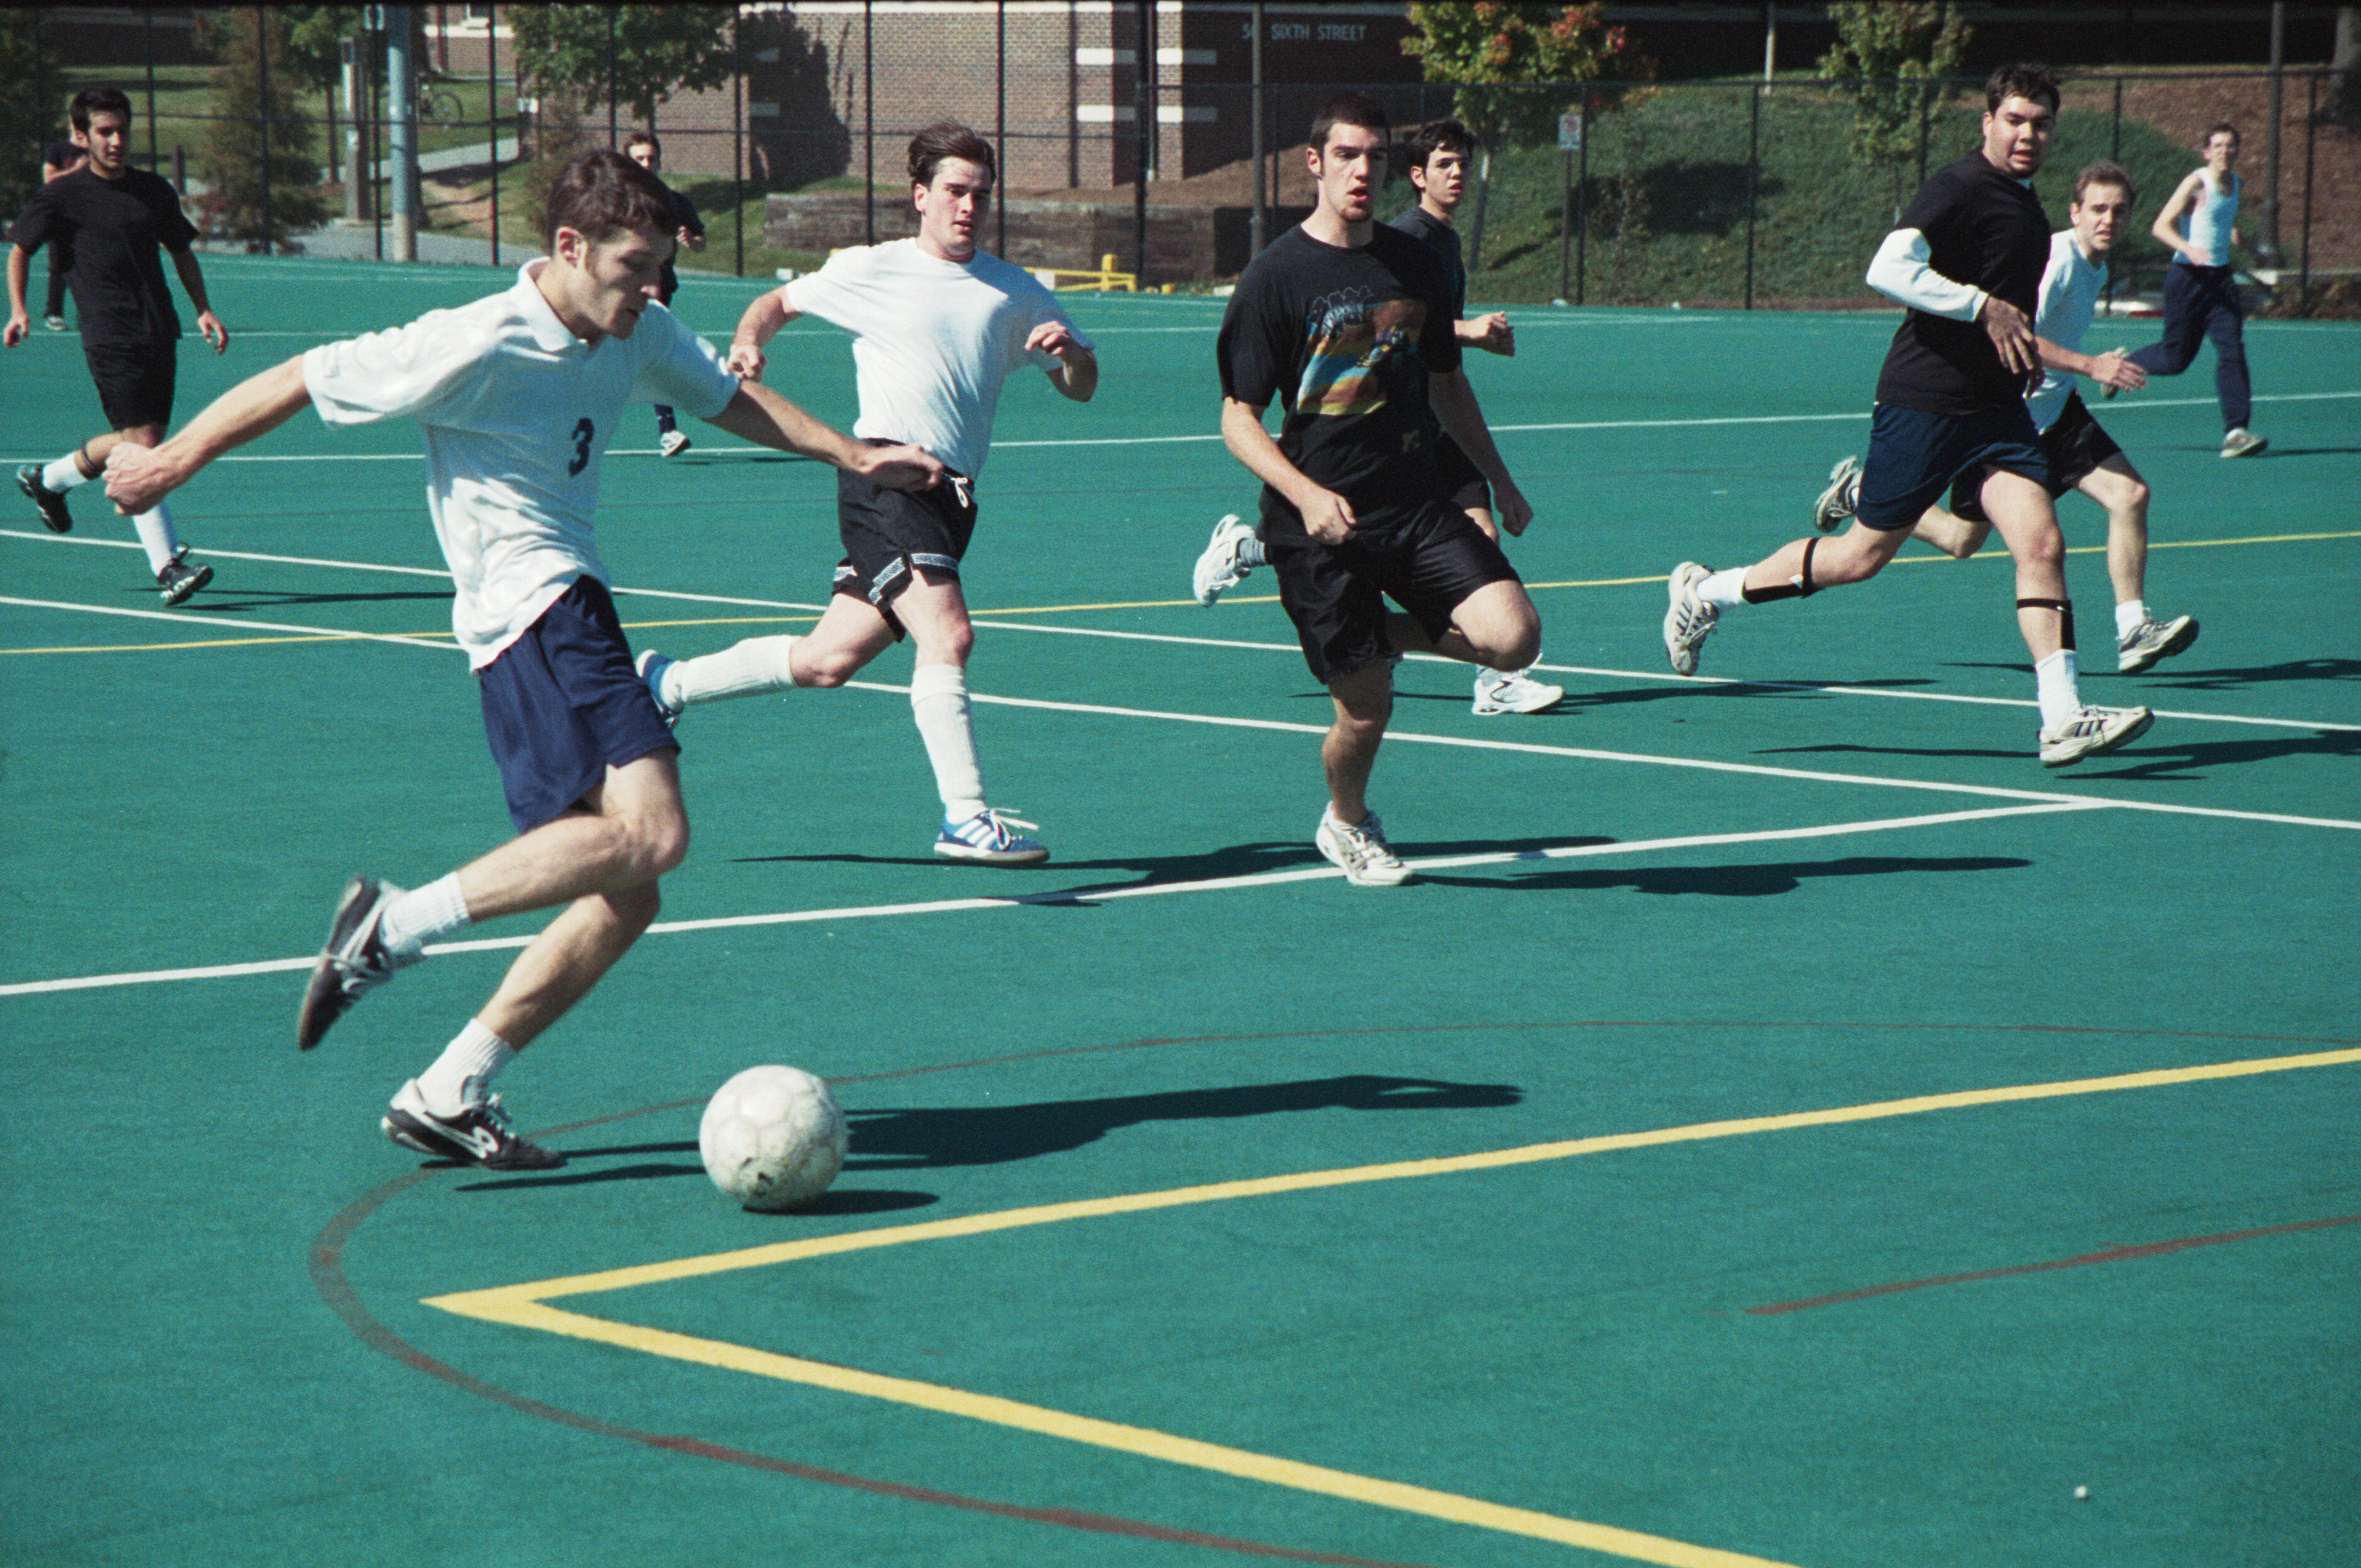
[157,547,212,607]
[297,876,408,1051]
[17,464,72,534]
[383,1080,567,1170]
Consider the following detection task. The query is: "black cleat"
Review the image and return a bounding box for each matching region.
[297,876,408,1050]
[17,463,72,533]
[157,547,212,606]
[383,1080,567,1170]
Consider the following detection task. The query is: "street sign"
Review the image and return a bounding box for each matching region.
[1558,109,1584,150]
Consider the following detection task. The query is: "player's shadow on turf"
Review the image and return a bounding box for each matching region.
[2142,656,2361,691]
[1419,852,2031,897]
[1766,726,2360,777]
[455,1143,942,1207]
[738,839,1329,886]
[843,1074,1522,1169]
[152,588,454,609]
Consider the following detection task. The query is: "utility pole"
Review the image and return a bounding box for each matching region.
[384,4,417,262]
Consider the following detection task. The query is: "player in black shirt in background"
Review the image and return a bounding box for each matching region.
[624,130,706,457]
[1660,64,2154,768]
[6,88,228,604]
[1217,93,1544,886]
[38,123,87,330]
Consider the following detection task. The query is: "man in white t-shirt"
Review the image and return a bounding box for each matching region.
[1813,161,2198,675]
[637,123,1097,866]
[104,151,942,1170]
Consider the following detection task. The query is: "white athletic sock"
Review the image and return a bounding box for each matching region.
[41,454,90,492]
[2115,600,2148,639]
[2035,649,2082,731]
[671,634,798,707]
[130,505,180,574]
[1697,567,1751,608]
[909,662,986,819]
[377,872,470,959]
[417,1020,515,1115]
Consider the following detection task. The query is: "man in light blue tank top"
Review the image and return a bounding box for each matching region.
[2124,123,2265,458]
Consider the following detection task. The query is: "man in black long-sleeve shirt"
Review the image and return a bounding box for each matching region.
[1660,63,2154,768]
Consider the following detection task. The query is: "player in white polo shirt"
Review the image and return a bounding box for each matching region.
[1812,160,2199,675]
[636,123,1098,867]
[104,150,942,1170]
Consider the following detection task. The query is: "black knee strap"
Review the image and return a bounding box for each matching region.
[1796,536,1821,598]
[73,440,103,481]
[1741,537,1823,605]
[2017,597,2076,651]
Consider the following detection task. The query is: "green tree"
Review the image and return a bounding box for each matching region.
[199,6,332,252]
[1818,1,1972,212]
[510,5,738,134]
[0,8,69,214]
[1402,2,1649,150]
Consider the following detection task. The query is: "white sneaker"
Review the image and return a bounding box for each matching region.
[658,428,691,458]
[935,808,1049,865]
[1662,562,1719,676]
[2116,614,2198,674]
[1193,513,1257,605]
[2038,705,2154,766]
[634,648,680,726]
[1317,808,1411,886]
[2220,428,2267,458]
[1472,669,1565,716]
[1813,454,1861,533]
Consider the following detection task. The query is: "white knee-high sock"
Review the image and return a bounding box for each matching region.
[670,634,799,707]
[909,662,985,819]
[130,503,180,574]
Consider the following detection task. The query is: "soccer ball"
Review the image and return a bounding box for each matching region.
[698,1066,847,1212]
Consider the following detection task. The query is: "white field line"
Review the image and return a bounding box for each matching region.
[0,803,2099,999]
[7,388,2351,467]
[0,595,458,651]
[6,564,2355,735]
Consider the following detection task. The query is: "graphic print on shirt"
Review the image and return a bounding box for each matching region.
[1296,287,1428,418]
[567,418,594,476]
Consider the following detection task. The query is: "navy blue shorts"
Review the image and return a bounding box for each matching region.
[1948,391,2124,523]
[477,577,679,833]
[1855,401,2049,531]
[1265,501,1521,685]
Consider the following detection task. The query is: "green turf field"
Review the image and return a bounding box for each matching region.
[3,255,2356,1568]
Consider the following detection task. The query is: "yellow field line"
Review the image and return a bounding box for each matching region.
[424,1042,2361,1565]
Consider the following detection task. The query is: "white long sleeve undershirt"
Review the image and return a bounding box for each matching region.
[1865,228,1987,321]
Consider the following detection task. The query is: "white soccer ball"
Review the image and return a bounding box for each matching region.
[699,1066,847,1212]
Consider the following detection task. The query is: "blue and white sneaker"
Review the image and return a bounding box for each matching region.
[935,808,1049,865]
[634,648,680,727]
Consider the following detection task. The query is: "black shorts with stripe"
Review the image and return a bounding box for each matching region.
[830,459,979,639]
[1947,391,2124,523]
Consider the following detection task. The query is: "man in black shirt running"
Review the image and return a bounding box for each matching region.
[1660,63,2154,768]
[624,130,706,458]
[1218,92,1543,886]
[6,87,227,605]
[38,123,87,330]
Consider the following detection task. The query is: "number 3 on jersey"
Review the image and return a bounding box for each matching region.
[567,418,594,476]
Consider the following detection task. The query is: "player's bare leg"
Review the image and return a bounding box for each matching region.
[1981,470,2153,761]
[1909,504,1994,559]
[1388,579,1543,673]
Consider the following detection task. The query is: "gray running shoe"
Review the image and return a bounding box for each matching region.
[2220,428,2268,458]
[2038,705,2154,767]
[2116,614,2198,674]
[297,876,413,1050]
[157,547,212,606]
[634,647,680,726]
[17,464,72,534]
[1193,513,1257,605]
[935,807,1049,865]
[1662,562,1719,676]
[1317,808,1411,886]
[383,1079,567,1170]
[1813,454,1861,533]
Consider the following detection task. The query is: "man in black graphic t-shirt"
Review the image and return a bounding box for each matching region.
[1658,63,2156,769]
[1216,92,1543,887]
[6,87,228,604]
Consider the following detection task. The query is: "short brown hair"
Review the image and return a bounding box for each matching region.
[71,87,132,132]
[1984,63,2061,116]
[542,148,677,250]
[624,128,661,158]
[1310,92,1389,157]
[909,123,994,188]
[2072,160,2134,204]
[2205,122,2240,145]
